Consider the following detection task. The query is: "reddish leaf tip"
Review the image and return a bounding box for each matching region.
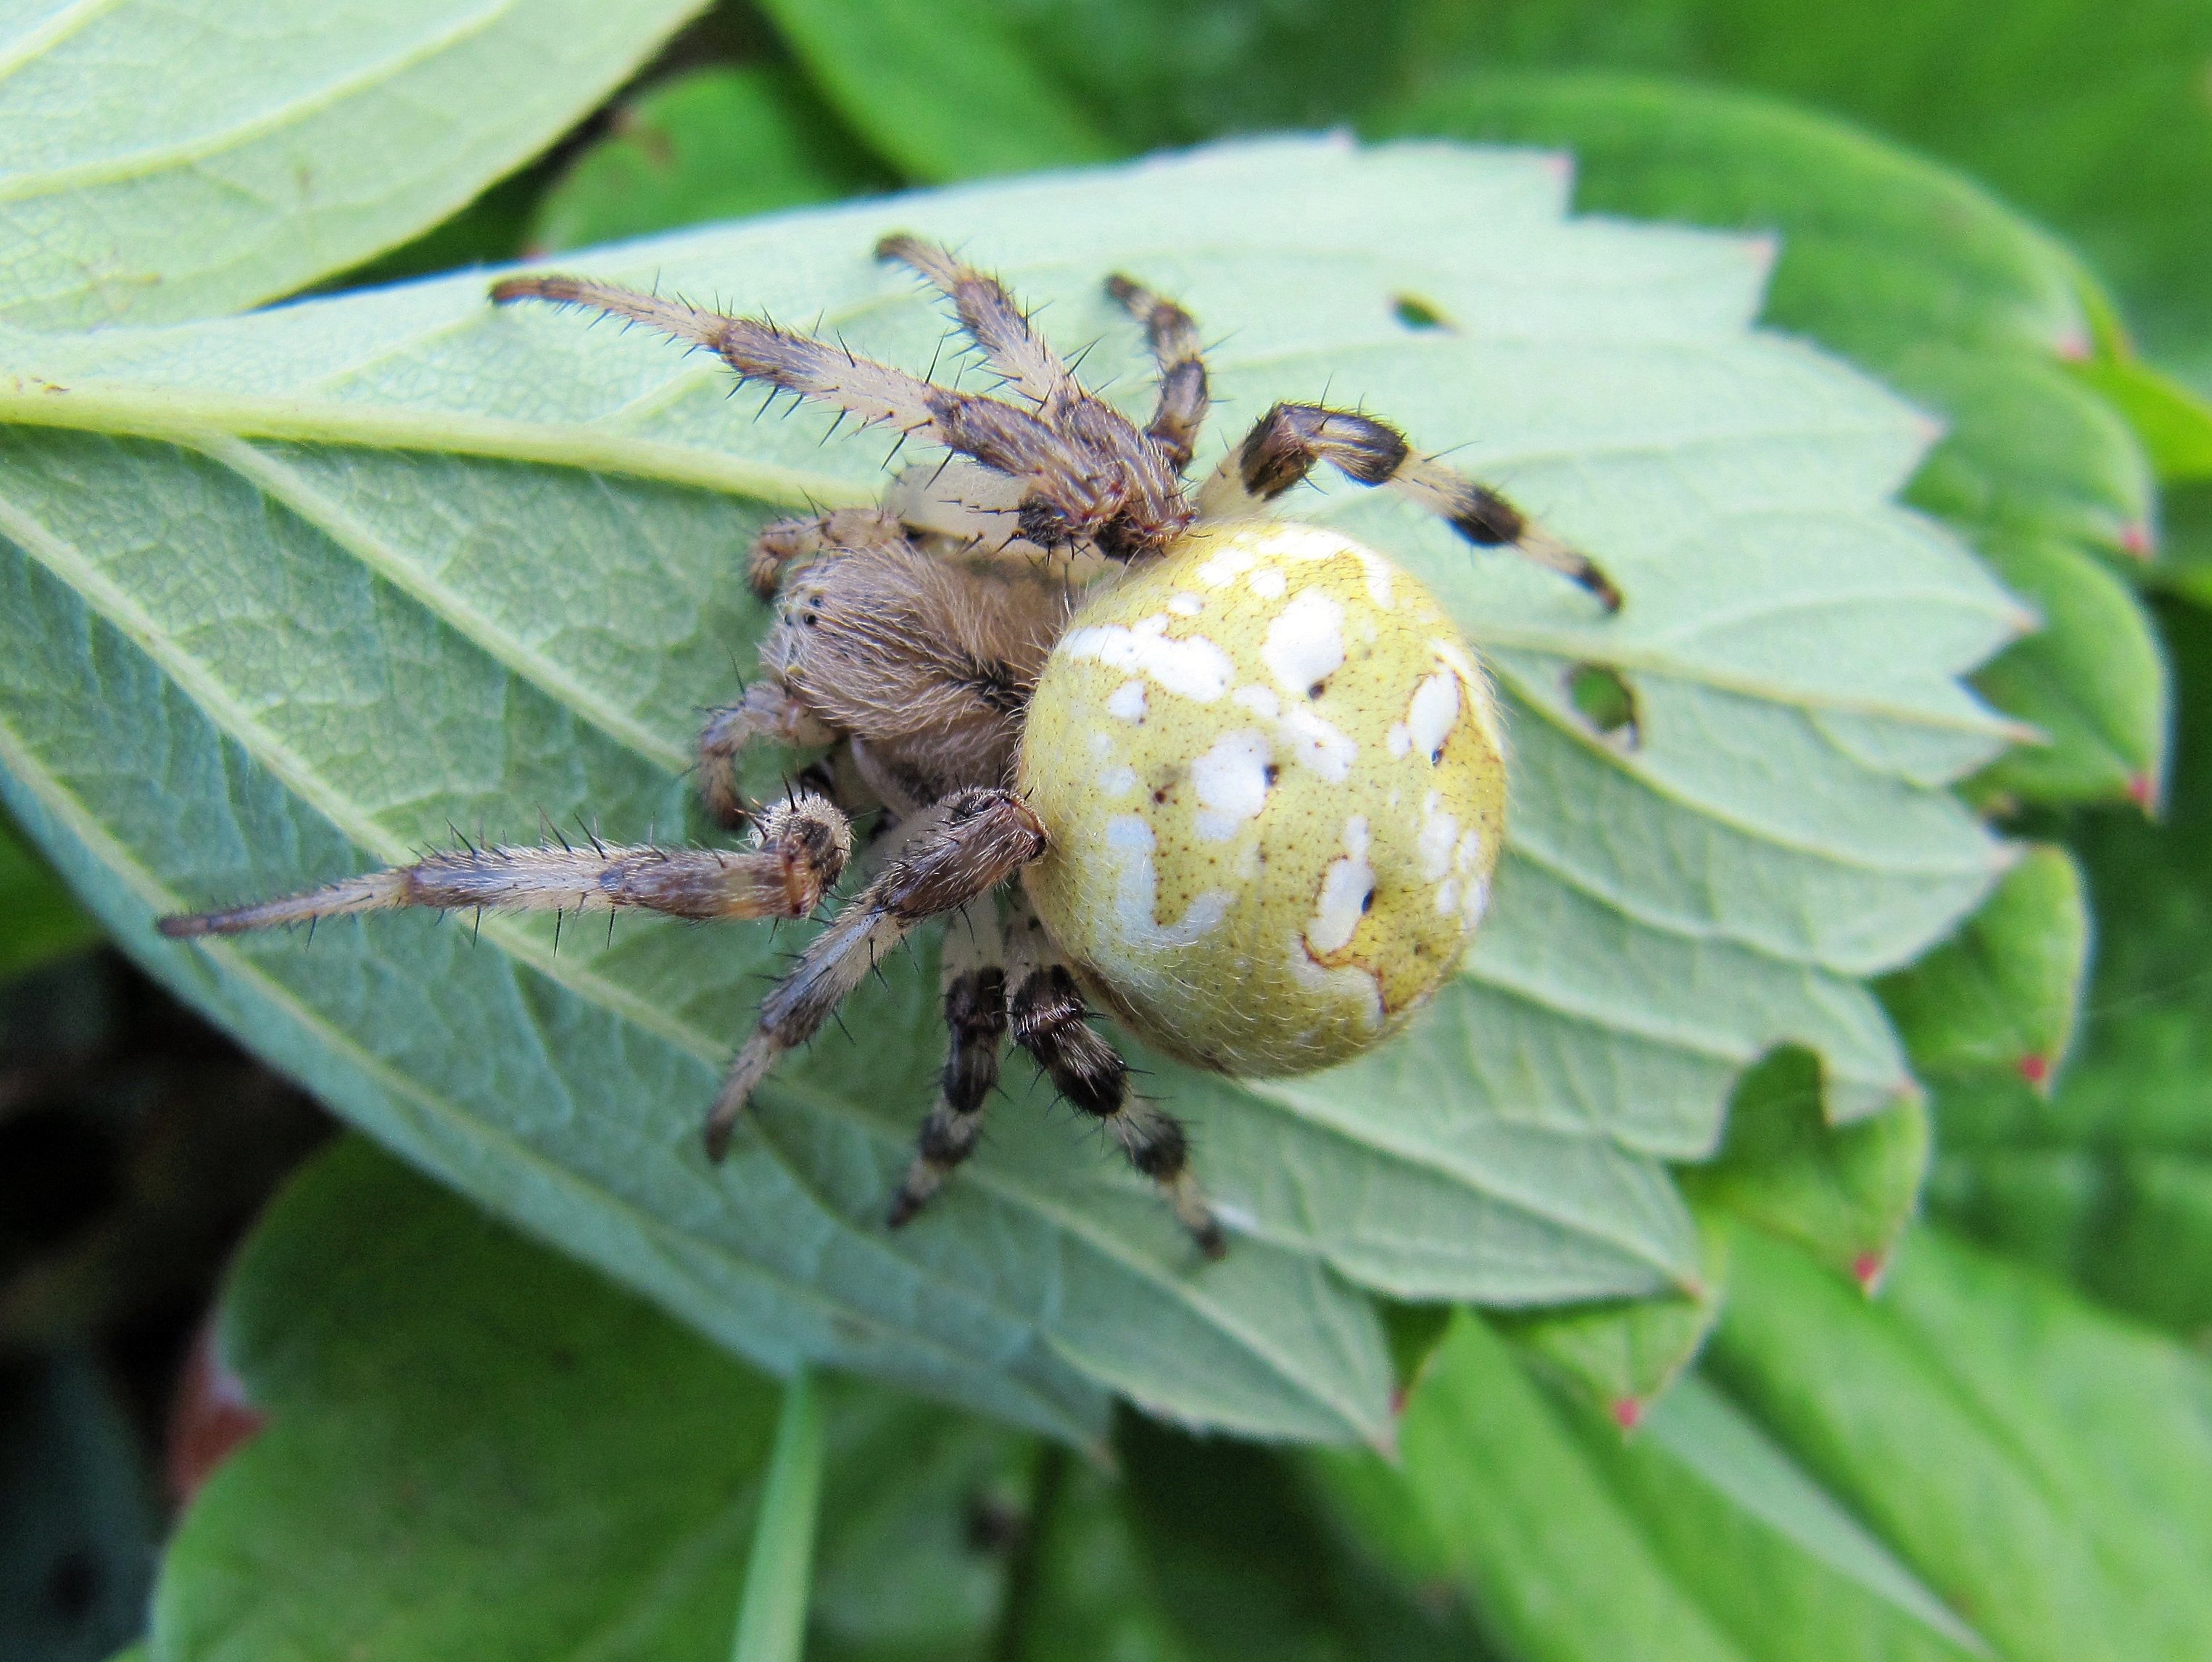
[2118,521,2156,559]
[2053,326,2094,362]
[165,1325,266,1504]
[2017,1051,2051,1087]
[2126,771,2160,812]
[1852,1250,1888,1293]
[1611,1396,1644,1432]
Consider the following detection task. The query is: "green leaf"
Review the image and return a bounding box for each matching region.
[2158,480,2212,608]
[1683,1049,1927,1287]
[1117,1415,1489,1662]
[1494,1216,1727,1426]
[1379,72,2166,806]
[1927,1147,2212,1347]
[0,141,2016,1439]
[0,807,99,980]
[1305,1309,1997,1662]
[1941,596,2212,1158]
[1707,1226,2212,1660]
[323,167,545,294]
[752,0,1433,180]
[807,1392,1031,1662]
[1316,1312,1752,1662]
[1927,595,2212,1341]
[152,1136,1026,1662]
[2071,355,2212,484]
[0,0,707,331]
[1378,1300,1454,1402]
[1964,535,2168,806]
[1628,1374,1989,1658]
[1879,845,2088,1087]
[531,67,888,255]
[1403,0,2212,392]
[752,0,1119,182]
[154,1136,784,1661]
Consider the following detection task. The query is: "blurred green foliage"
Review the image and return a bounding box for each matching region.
[0,811,98,984]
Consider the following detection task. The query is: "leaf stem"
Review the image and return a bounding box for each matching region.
[730,1366,827,1662]
[990,1440,1072,1662]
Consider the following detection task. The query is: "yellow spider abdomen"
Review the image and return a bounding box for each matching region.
[1019,521,1507,1076]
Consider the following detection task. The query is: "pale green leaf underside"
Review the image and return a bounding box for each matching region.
[0,0,703,330]
[0,139,2018,1442]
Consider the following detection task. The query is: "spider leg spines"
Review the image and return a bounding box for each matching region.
[876,235,1074,414]
[702,789,1044,1162]
[1003,901,1227,1257]
[156,870,410,936]
[1202,402,1623,611]
[490,275,737,347]
[868,241,1195,559]
[1007,963,1127,1118]
[1105,273,1210,472]
[157,795,853,941]
[888,903,1010,1228]
[495,274,1111,522]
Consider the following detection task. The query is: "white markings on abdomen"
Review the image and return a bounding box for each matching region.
[1306,816,1373,956]
[1061,616,1233,702]
[1190,730,1275,842]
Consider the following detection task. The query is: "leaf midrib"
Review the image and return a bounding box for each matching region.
[0,376,877,507]
[0,371,2020,736]
[0,0,123,87]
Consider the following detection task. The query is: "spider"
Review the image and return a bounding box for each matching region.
[159,239,1619,1259]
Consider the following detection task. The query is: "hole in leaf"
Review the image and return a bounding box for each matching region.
[1391,293,1454,331]
[1566,663,1640,748]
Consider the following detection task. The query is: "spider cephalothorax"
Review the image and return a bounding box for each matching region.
[160,239,1619,1257]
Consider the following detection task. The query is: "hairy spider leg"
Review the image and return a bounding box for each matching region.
[1105,273,1210,472]
[491,275,1131,544]
[156,795,853,938]
[1004,892,1226,1259]
[697,682,840,830]
[1198,402,1623,611]
[876,235,1079,416]
[704,787,1046,1160]
[873,237,1190,557]
[887,898,1010,1228]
